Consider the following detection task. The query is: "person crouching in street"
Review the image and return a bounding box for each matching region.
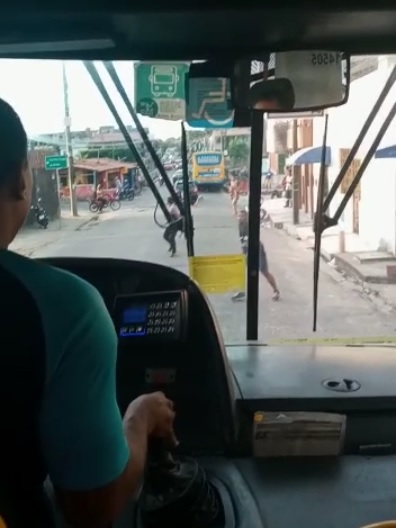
[163,197,182,257]
[232,208,280,302]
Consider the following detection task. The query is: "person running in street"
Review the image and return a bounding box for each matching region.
[229,176,240,216]
[232,208,280,302]
[163,197,182,256]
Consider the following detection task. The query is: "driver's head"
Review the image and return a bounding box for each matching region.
[0,99,32,248]
[250,79,295,112]
[254,98,284,111]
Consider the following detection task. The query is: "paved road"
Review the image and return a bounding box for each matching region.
[21,189,396,344]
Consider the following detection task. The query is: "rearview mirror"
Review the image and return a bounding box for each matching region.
[233,52,350,113]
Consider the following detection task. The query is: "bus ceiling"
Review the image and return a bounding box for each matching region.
[1,5,396,59]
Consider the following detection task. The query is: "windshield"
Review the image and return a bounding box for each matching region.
[6,57,396,345]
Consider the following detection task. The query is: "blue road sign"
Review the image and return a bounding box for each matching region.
[186,78,234,129]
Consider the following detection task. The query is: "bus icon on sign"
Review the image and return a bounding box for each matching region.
[149,65,179,98]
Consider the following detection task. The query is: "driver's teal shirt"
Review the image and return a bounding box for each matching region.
[0,249,129,490]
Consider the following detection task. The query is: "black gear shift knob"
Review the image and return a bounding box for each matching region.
[139,440,221,528]
[144,439,181,492]
[147,439,175,466]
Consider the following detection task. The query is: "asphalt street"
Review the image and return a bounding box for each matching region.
[18,188,396,344]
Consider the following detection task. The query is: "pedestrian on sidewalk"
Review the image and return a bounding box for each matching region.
[284,169,293,208]
[163,197,182,257]
[263,170,274,191]
[232,208,280,302]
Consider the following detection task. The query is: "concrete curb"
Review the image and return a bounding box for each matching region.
[268,212,396,312]
[333,254,395,284]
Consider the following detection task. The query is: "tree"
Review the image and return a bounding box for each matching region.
[187,130,207,142]
[228,137,250,169]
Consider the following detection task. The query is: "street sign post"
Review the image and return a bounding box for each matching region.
[45,155,68,170]
[186,78,234,129]
[134,62,190,120]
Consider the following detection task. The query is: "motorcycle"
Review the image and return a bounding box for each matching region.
[89,195,121,213]
[31,198,49,229]
[118,188,135,201]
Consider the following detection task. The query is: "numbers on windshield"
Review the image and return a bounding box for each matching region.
[311,53,342,66]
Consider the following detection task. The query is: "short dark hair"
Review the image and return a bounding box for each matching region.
[0,99,28,187]
[249,79,295,111]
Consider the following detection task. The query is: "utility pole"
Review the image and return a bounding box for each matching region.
[62,62,78,216]
[292,118,300,225]
[262,114,268,161]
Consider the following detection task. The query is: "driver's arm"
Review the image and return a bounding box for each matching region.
[39,271,148,528]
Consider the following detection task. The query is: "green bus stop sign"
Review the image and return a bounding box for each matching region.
[134,62,189,120]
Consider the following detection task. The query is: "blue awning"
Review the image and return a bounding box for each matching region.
[374,145,396,159]
[286,146,331,167]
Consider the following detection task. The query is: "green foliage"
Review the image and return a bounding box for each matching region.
[228,137,250,168]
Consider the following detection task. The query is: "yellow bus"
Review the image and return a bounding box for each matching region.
[191,151,225,191]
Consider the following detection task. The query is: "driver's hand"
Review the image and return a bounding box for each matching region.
[124,392,178,447]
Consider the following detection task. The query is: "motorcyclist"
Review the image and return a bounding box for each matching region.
[95,183,107,212]
[117,179,131,201]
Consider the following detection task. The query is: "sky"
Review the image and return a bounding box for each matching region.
[0,60,182,140]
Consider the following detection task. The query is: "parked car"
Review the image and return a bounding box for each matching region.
[164,161,175,171]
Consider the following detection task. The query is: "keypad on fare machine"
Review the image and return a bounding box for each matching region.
[147,301,178,335]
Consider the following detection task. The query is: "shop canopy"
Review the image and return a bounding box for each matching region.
[286,146,331,167]
[374,145,396,159]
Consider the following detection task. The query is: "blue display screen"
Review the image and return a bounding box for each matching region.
[119,304,148,337]
[122,305,147,324]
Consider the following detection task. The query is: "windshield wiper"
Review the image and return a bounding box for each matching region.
[181,122,195,257]
[102,61,186,218]
[322,65,396,218]
[83,61,172,223]
[313,65,396,330]
[313,114,328,332]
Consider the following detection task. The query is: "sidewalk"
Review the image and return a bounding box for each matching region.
[10,211,98,257]
[264,197,396,310]
[265,198,372,257]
